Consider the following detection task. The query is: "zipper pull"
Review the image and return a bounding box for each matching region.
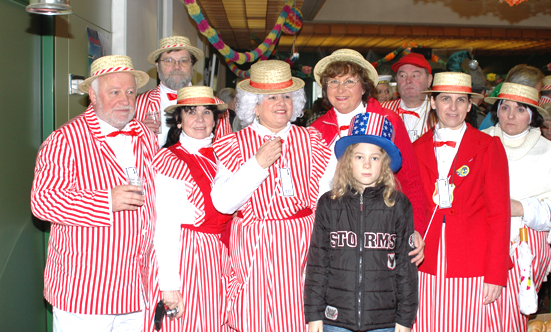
[360,193,363,212]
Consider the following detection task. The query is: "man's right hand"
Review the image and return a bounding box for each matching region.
[142,118,161,134]
[112,185,145,212]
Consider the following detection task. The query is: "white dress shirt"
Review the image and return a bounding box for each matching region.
[433,122,467,180]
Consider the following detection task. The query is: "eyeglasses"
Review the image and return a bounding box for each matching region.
[158,58,192,67]
[326,78,359,89]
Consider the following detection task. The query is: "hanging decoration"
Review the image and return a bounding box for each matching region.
[371,42,447,69]
[181,0,294,65]
[282,7,303,35]
[500,0,529,6]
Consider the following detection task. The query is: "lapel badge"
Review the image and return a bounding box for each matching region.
[456,165,469,177]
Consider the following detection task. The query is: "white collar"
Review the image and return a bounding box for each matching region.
[502,127,530,140]
[159,82,177,94]
[400,96,429,113]
[252,119,292,140]
[335,102,365,127]
[179,131,213,154]
[434,122,467,142]
[97,117,131,136]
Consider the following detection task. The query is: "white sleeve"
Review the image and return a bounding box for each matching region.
[318,154,337,200]
[211,156,269,214]
[154,173,194,291]
[521,197,551,232]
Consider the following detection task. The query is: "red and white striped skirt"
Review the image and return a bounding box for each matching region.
[145,229,228,332]
[224,214,314,332]
[413,224,505,332]
[500,229,551,332]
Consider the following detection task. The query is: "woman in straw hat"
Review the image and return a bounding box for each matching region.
[311,49,427,266]
[482,83,551,332]
[210,60,331,331]
[144,86,232,332]
[412,72,511,332]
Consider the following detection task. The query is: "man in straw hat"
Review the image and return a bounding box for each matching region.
[31,55,157,331]
[382,52,434,142]
[135,36,205,147]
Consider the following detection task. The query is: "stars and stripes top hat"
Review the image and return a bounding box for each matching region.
[78,55,150,93]
[334,112,403,172]
[164,86,228,114]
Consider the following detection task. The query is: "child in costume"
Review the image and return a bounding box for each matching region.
[304,112,418,332]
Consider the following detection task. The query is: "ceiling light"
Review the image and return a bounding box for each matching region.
[26,0,73,15]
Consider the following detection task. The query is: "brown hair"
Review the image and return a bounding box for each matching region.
[319,61,376,110]
[331,143,397,207]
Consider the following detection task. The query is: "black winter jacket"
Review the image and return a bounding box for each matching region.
[304,185,418,331]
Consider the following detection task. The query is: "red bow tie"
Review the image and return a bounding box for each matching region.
[106,129,139,138]
[167,93,178,101]
[398,108,420,118]
[434,141,456,148]
[198,147,214,158]
[339,125,350,132]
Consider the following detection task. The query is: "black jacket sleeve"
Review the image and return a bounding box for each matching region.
[394,194,419,328]
[304,193,332,322]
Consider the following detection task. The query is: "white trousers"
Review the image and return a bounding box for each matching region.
[53,293,145,332]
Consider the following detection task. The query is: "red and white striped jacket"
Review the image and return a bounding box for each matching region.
[31,105,157,315]
[135,84,231,142]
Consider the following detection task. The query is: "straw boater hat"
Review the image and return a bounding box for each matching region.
[78,55,149,93]
[378,75,392,85]
[485,82,547,115]
[422,72,484,98]
[237,60,305,94]
[542,75,551,92]
[313,49,379,86]
[164,86,228,114]
[147,36,204,65]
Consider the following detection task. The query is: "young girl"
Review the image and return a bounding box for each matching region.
[304,112,418,332]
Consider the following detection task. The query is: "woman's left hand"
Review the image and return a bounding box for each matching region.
[483,283,503,305]
[408,231,425,266]
[511,199,524,217]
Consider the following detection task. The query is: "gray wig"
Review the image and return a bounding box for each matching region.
[234,87,307,127]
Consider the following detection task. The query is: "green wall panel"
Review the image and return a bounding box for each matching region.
[0,0,48,331]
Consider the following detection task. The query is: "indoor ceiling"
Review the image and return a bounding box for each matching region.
[196,0,551,55]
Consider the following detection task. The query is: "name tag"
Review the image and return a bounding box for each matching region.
[125,166,138,180]
[436,178,452,208]
[278,168,295,197]
[408,130,418,141]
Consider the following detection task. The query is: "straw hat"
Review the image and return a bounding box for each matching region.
[485,82,547,115]
[334,112,402,172]
[78,55,149,93]
[378,75,392,85]
[147,36,204,65]
[314,49,378,86]
[422,72,483,98]
[542,75,551,91]
[165,86,228,114]
[237,60,305,94]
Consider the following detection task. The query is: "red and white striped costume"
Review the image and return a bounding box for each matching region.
[31,105,157,315]
[136,84,231,144]
[144,142,232,332]
[213,125,331,332]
